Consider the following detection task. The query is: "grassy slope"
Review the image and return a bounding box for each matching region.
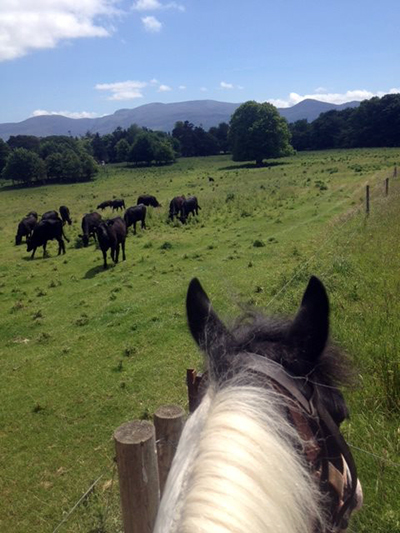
[0,149,399,532]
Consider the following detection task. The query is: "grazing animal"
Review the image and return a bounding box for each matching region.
[168,195,185,220]
[154,276,363,533]
[124,204,147,234]
[96,217,126,269]
[41,210,59,221]
[97,200,112,210]
[180,195,201,223]
[137,194,161,207]
[15,213,38,245]
[27,218,69,259]
[26,211,38,218]
[208,176,215,182]
[111,199,126,211]
[59,205,72,225]
[79,212,102,247]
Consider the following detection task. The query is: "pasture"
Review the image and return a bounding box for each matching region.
[1,149,399,532]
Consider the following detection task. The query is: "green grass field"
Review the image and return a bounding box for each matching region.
[1,149,399,532]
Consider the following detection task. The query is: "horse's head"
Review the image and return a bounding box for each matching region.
[155,276,363,533]
[187,276,350,425]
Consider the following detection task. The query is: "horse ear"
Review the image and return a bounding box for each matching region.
[186,278,235,375]
[287,276,329,363]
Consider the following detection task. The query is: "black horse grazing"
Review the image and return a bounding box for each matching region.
[111,199,126,211]
[27,218,69,259]
[168,195,185,220]
[180,195,201,223]
[59,205,72,225]
[15,213,38,245]
[96,217,127,269]
[41,210,59,221]
[137,194,161,207]
[79,212,102,247]
[124,204,146,234]
[97,200,112,210]
[154,276,363,533]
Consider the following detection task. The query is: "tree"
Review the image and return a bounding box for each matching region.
[209,122,230,153]
[2,148,45,184]
[228,101,293,165]
[91,133,108,162]
[115,139,131,162]
[289,120,312,151]
[153,140,176,164]
[0,139,11,173]
[129,133,155,165]
[172,121,196,157]
[7,135,40,152]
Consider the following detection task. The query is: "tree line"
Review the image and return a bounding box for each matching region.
[1,94,399,186]
[289,94,400,151]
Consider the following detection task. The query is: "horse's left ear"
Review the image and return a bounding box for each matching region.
[287,276,330,362]
[186,278,235,376]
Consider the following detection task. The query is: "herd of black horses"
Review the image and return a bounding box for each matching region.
[14,193,201,268]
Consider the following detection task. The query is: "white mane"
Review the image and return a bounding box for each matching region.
[154,377,325,533]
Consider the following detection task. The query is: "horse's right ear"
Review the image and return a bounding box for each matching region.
[186,278,234,363]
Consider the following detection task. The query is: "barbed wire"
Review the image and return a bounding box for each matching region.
[349,444,400,468]
[51,461,114,533]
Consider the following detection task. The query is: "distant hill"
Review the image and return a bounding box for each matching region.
[0,99,360,141]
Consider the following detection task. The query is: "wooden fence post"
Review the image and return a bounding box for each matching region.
[366,185,370,215]
[385,177,389,196]
[114,421,160,533]
[154,405,185,496]
[394,166,397,178]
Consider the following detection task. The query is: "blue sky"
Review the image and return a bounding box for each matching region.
[1,0,399,124]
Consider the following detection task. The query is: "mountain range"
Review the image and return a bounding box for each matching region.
[0,99,360,141]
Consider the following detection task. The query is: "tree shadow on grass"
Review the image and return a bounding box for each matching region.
[218,161,289,171]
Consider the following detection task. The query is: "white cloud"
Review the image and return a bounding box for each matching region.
[158,84,171,92]
[141,15,162,32]
[200,87,208,92]
[133,0,185,11]
[178,85,186,90]
[0,0,119,61]
[133,0,162,9]
[220,81,234,90]
[95,80,148,100]
[32,109,99,119]
[268,88,400,108]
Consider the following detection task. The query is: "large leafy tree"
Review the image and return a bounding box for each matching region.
[229,101,293,165]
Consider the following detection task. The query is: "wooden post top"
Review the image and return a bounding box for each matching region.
[154,405,185,419]
[114,420,154,445]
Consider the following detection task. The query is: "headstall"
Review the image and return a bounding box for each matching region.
[186,355,359,532]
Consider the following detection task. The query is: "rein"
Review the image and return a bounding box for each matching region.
[187,354,359,532]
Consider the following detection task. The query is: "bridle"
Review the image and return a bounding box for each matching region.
[186,354,360,533]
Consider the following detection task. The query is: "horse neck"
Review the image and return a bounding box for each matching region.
[155,383,325,533]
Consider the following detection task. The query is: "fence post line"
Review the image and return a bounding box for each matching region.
[154,405,185,496]
[114,420,160,533]
[366,185,370,215]
[385,177,389,196]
